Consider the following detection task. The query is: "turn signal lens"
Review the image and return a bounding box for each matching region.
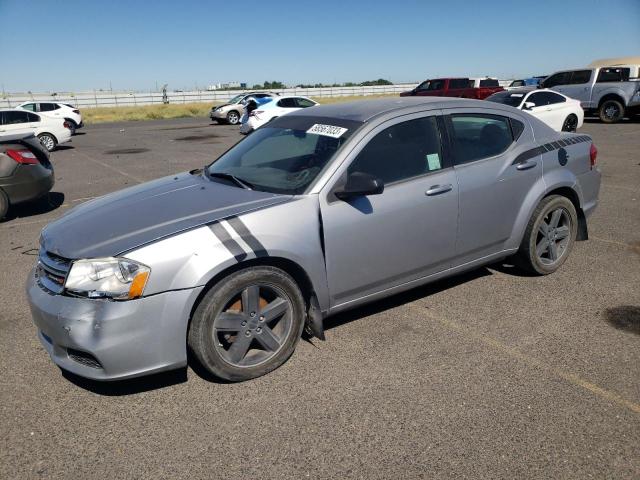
[128,271,149,299]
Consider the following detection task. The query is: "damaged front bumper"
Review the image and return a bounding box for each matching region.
[26,269,204,381]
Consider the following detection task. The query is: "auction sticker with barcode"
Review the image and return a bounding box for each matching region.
[306,124,348,138]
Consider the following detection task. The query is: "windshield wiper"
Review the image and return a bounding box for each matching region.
[207,171,254,190]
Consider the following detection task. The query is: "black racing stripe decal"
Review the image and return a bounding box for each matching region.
[511,135,591,166]
[209,222,247,262]
[226,216,269,258]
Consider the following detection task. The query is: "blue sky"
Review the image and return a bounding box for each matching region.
[0,0,638,93]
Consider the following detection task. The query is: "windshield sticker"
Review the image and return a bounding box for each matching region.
[306,124,348,138]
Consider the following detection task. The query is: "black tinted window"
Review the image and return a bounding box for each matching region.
[596,68,630,82]
[2,111,30,124]
[569,70,592,84]
[479,79,499,87]
[277,98,297,108]
[449,79,469,89]
[39,103,56,112]
[349,117,444,184]
[510,118,525,140]
[26,113,40,122]
[449,114,513,164]
[528,92,566,106]
[486,91,525,107]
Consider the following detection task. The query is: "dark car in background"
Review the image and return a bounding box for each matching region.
[0,133,54,219]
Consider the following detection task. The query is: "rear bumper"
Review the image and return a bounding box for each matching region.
[2,164,54,205]
[27,270,204,381]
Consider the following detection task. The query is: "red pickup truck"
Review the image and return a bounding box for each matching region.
[400,78,504,100]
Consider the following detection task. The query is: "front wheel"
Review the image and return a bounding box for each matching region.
[226,110,240,125]
[37,133,57,152]
[188,266,306,381]
[561,114,578,132]
[599,99,624,123]
[514,195,578,275]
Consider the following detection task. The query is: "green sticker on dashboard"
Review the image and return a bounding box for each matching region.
[426,153,441,171]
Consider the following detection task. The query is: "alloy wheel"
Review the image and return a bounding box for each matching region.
[535,207,571,265]
[39,135,55,151]
[212,284,293,367]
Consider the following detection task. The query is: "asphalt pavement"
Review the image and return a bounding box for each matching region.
[1,116,638,479]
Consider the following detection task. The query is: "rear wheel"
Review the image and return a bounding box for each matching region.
[515,195,578,275]
[188,266,306,381]
[561,114,578,132]
[0,189,8,220]
[226,110,240,125]
[598,99,624,123]
[64,119,77,135]
[37,133,57,152]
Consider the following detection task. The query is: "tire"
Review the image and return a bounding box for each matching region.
[188,266,306,382]
[514,195,578,275]
[37,133,57,152]
[226,110,240,125]
[0,188,8,220]
[598,99,625,123]
[561,114,578,132]
[65,119,77,135]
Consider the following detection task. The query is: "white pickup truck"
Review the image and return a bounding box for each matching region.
[540,67,640,123]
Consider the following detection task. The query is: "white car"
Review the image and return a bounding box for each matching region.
[0,109,72,151]
[17,101,83,135]
[240,96,318,134]
[486,88,584,132]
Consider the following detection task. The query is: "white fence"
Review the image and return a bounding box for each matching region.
[1,84,419,109]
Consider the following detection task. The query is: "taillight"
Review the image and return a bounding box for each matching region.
[6,149,39,165]
[63,121,72,129]
[590,143,598,169]
[73,109,80,114]
[250,110,263,118]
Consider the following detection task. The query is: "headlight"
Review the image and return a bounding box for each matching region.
[65,258,150,300]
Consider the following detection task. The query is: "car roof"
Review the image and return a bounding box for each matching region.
[287,97,516,122]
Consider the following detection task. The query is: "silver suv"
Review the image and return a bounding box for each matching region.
[27,98,601,382]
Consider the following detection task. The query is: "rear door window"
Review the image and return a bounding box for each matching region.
[27,113,40,122]
[294,98,315,108]
[348,116,444,184]
[448,114,514,164]
[528,92,566,106]
[3,111,31,124]
[449,79,469,89]
[39,103,56,112]
[568,70,592,84]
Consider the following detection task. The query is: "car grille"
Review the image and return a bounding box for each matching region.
[67,348,103,369]
[36,249,71,295]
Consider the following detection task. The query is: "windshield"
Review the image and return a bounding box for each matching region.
[207,117,361,195]
[228,95,244,104]
[486,91,524,107]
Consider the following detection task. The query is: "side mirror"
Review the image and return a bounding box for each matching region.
[334,172,384,200]
[522,102,535,110]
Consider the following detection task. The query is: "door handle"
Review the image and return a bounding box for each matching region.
[425,184,453,196]
[516,160,537,171]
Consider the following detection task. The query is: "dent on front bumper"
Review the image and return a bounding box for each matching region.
[26,270,204,381]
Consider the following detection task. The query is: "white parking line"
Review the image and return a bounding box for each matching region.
[412,304,640,414]
[74,150,144,184]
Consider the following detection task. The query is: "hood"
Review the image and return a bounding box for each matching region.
[41,171,292,259]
